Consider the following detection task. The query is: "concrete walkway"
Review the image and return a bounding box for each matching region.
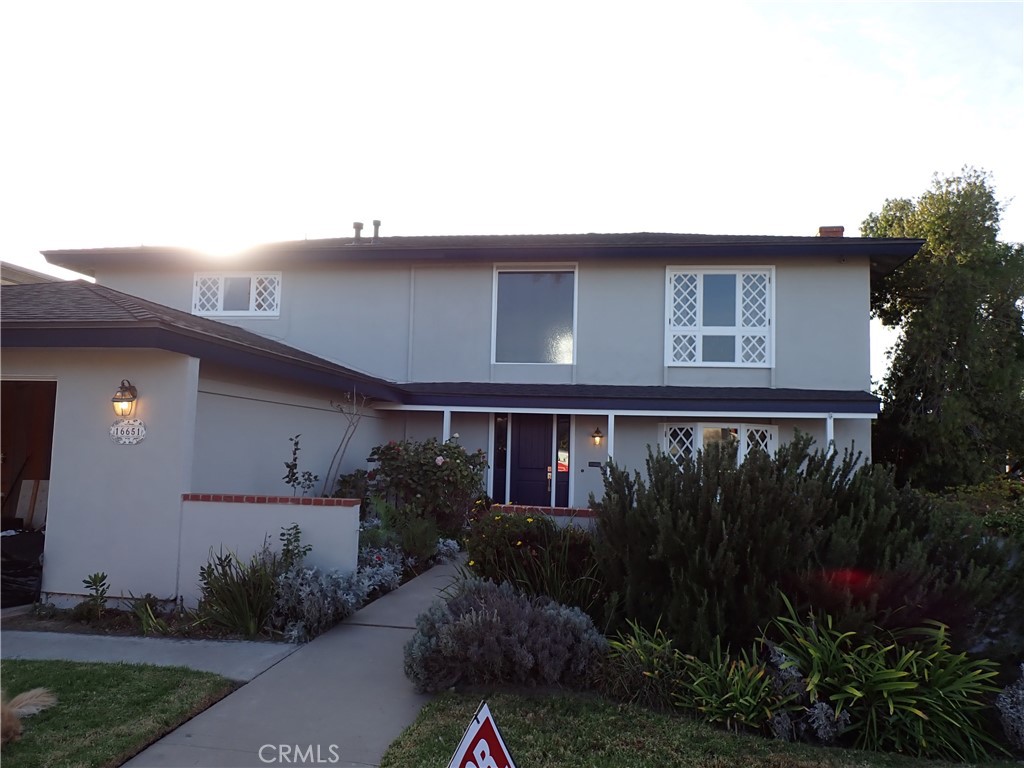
[1,561,461,768]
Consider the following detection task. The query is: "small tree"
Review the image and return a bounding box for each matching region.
[320,389,369,497]
[282,434,319,496]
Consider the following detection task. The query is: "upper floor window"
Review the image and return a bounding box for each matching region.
[666,268,772,366]
[664,423,778,465]
[192,272,281,317]
[493,268,576,364]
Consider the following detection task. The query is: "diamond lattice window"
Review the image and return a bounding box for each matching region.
[664,423,777,466]
[744,427,774,456]
[665,426,695,466]
[667,269,771,367]
[192,273,281,316]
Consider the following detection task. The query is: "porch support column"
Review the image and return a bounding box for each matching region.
[607,414,616,460]
[825,412,835,456]
[442,409,452,441]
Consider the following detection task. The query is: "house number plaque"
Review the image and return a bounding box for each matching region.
[110,419,146,445]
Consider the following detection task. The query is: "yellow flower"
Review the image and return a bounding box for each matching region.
[526,517,534,523]
[494,515,502,521]
[516,541,522,547]
[468,560,476,566]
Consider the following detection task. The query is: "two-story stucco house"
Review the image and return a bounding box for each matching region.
[0,226,921,603]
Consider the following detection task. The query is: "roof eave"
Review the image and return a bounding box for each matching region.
[1,325,402,402]
[44,238,924,275]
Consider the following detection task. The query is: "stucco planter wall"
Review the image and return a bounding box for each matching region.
[178,494,360,606]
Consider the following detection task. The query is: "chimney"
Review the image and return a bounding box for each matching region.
[353,222,363,242]
[818,225,845,238]
[372,219,381,243]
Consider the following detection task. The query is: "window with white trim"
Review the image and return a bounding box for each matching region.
[192,272,281,317]
[663,423,778,466]
[493,268,576,364]
[666,268,772,366]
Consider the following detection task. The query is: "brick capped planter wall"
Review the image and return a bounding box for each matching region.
[178,494,361,606]
[182,493,359,507]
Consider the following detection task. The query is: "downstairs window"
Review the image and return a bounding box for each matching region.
[663,423,778,466]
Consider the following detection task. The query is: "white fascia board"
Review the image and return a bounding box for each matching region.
[374,403,876,419]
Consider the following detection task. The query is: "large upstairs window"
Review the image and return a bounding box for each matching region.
[666,268,772,366]
[493,268,576,364]
[193,272,281,317]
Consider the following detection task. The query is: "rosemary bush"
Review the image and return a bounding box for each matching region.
[591,433,1024,659]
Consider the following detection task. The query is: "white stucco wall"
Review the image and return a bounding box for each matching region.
[191,363,392,496]
[96,254,874,392]
[3,348,199,600]
[177,498,359,607]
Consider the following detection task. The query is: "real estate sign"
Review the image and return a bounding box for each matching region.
[447,702,517,768]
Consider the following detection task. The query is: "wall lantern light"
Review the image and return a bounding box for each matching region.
[592,427,604,447]
[112,379,138,418]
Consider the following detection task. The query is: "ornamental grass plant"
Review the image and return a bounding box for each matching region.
[767,596,1007,761]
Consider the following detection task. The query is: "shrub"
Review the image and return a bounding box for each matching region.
[80,572,110,622]
[372,497,440,565]
[358,544,405,596]
[128,592,170,636]
[271,566,367,643]
[936,475,1024,539]
[600,618,684,710]
[435,538,461,563]
[997,663,1024,752]
[197,543,279,638]
[465,508,558,582]
[403,578,607,693]
[271,543,406,643]
[282,434,319,496]
[465,511,605,620]
[335,468,372,507]
[591,433,1024,659]
[370,437,487,537]
[767,599,1006,761]
[279,523,311,570]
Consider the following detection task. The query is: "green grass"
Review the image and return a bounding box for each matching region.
[380,692,1020,768]
[1,659,237,768]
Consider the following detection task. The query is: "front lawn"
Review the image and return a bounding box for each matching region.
[0,659,236,768]
[381,692,1020,768]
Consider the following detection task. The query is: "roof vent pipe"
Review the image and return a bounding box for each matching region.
[353,222,363,242]
[372,220,381,243]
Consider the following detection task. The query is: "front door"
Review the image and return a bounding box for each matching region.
[510,414,551,506]
[504,414,570,507]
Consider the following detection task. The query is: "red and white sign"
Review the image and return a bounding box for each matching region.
[447,702,517,768]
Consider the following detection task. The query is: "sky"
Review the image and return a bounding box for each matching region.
[2,1,1021,380]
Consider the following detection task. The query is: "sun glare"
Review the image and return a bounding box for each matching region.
[184,233,259,261]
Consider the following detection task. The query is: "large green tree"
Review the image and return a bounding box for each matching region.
[863,167,1024,490]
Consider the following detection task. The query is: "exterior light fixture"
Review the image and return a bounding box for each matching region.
[112,379,138,418]
[592,427,604,446]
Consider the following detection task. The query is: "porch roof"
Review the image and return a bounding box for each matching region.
[395,382,880,415]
